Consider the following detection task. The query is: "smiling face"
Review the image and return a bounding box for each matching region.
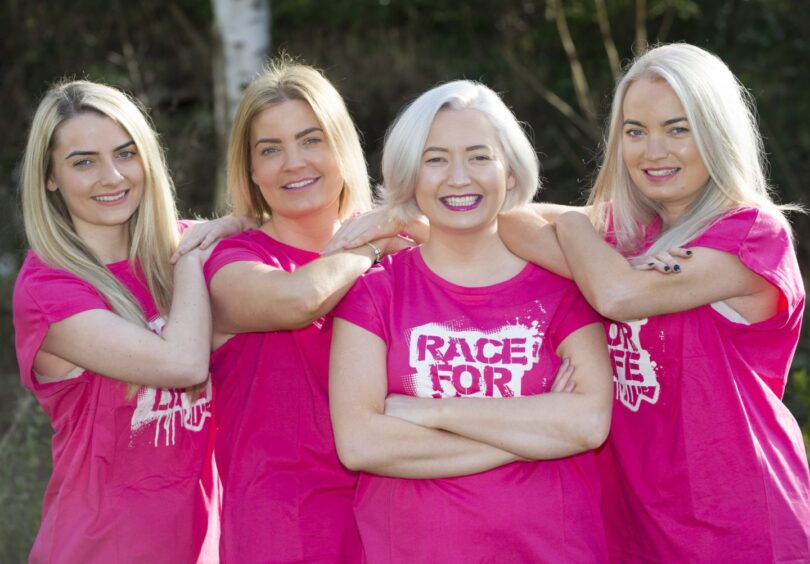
[47,112,144,238]
[415,108,515,234]
[621,78,711,222]
[249,99,344,221]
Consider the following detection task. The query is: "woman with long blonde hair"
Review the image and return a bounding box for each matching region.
[501,43,810,561]
[14,79,242,563]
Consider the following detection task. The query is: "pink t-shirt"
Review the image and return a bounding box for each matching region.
[13,251,217,564]
[204,229,361,563]
[333,246,608,563]
[600,207,810,562]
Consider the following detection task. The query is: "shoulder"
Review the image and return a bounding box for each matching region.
[14,251,107,328]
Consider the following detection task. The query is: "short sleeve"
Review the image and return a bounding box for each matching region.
[547,283,604,351]
[331,266,390,343]
[204,231,283,285]
[13,256,110,389]
[689,208,804,316]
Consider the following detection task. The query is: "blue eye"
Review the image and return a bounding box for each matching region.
[73,159,93,167]
[625,128,644,138]
[303,137,322,145]
[260,146,280,156]
[670,126,689,135]
[118,150,137,159]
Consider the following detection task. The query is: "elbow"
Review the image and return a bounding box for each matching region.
[285,290,326,329]
[590,285,635,321]
[166,355,210,388]
[580,410,611,451]
[334,436,378,472]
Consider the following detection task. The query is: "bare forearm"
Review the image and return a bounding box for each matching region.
[160,254,212,373]
[498,208,571,278]
[335,412,519,479]
[423,394,610,459]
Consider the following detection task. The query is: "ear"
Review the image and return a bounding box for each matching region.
[46,177,59,192]
[506,170,517,191]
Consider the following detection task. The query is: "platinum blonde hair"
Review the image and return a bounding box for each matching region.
[21,80,180,323]
[380,80,540,222]
[228,57,371,224]
[588,43,795,255]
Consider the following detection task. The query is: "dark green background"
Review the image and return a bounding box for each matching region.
[1,1,808,560]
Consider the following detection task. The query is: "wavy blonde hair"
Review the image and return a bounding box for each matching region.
[588,43,796,255]
[228,57,371,223]
[21,80,181,395]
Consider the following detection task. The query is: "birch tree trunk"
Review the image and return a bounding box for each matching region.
[212,0,271,211]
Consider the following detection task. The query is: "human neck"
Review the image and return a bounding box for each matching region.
[263,208,341,253]
[420,221,525,287]
[76,223,131,264]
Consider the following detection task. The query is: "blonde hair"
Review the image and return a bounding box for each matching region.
[380,80,539,222]
[588,43,795,255]
[228,57,371,223]
[21,80,180,344]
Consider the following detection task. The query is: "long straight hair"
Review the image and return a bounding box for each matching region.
[588,43,798,255]
[21,80,181,394]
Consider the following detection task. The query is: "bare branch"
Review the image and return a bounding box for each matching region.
[502,51,601,143]
[552,0,597,122]
[635,0,648,53]
[594,0,621,78]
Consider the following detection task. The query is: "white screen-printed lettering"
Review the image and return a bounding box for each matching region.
[607,319,659,411]
[129,315,213,446]
[408,322,544,398]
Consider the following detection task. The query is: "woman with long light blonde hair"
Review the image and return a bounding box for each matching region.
[14,79,241,563]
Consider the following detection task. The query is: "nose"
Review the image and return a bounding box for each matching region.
[447,159,470,188]
[644,133,668,160]
[283,145,305,171]
[99,159,125,186]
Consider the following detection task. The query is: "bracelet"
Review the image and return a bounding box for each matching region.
[364,241,382,264]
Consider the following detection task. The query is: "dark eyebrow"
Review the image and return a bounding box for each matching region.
[663,117,688,126]
[466,144,491,152]
[254,127,324,148]
[65,140,134,160]
[623,119,644,127]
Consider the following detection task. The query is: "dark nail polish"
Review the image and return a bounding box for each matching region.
[674,264,681,272]
[664,266,671,272]
[685,250,693,256]
[648,262,655,266]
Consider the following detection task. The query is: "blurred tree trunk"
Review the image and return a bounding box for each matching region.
[212,0,271,212]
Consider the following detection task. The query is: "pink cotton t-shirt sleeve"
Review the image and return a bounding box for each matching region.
[688,207,802,315]
[331,266,389,342]
[13,254,112,390]
[203,230,284,285]
[547,284,603,351]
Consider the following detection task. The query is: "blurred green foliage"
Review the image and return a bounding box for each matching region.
[1,0,808,559]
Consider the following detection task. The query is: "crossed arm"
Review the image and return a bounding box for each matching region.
[329,318,612,478]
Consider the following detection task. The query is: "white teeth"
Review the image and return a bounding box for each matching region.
[93,191,127,202]
[646,168,679,177]
[284,178,315,189]
[443,195,479,207]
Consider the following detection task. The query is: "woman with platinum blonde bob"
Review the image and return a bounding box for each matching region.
[329,80,613,562]
[203,59,404,562]
[496,43,810,561]
[12,80,242,562]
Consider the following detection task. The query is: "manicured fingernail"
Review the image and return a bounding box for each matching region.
[685,250,693,256]
[648,262,655,266]
[664,266,671,272]
[673,264,681,272]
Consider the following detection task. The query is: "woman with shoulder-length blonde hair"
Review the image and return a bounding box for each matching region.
[495,43,810,561]
[204,58,404,562]
[14,79,242,563]
[329,80,613,563]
